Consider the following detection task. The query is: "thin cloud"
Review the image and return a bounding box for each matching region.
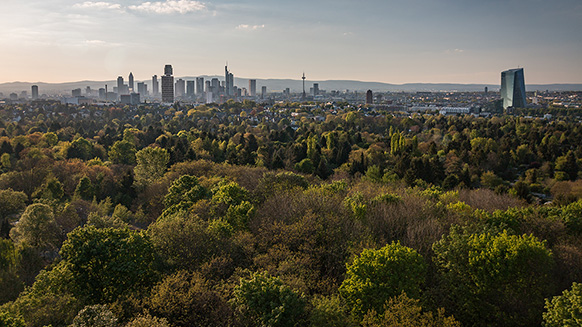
[73,1,122,10]
[128,0,206,14]
[445,48,465,54]
[236,24,265,31]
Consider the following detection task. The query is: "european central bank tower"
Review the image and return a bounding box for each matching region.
[501,68,526,110]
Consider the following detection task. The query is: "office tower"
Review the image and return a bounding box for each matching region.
[484,86,488,95]
[31,85,38,99]
[196,77,205,96]
[366,90,373,104]
[186,80,195,98]
[261,86,267,99]
[99,88,106,99]
[86,86,91,96]
[117,76,124,95]
[302,72,306,100]
[137,82,147,96]
[72,88,82,97]
[175,79,186,98]
[249,79,256,97]
[152,75,159,96]
[211,78,220,97]
[205,80,211,94]
[225,65,230,96]
[161,64,174,103]
[501,68,526,110]
[20,91,27,99]
[9,93,18,101]
[313,83,319,96]
[128,72,134,92]
[228,73,234,96]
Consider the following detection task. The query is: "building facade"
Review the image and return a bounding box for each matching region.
[161,65,174,103]
[501,68,526,109]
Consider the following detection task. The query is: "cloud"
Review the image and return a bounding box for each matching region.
[445,48,465,54]
[128,0,206,14]
[236,24,265,31]
[73,1,122,10]
[84,39,120,47]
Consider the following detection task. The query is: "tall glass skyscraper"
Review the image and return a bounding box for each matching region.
[161,64,174,103]
[501,68,526,109]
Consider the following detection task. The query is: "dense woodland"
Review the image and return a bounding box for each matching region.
[1,101,582,326]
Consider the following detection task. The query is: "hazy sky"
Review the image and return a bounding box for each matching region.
[1,0,581,84]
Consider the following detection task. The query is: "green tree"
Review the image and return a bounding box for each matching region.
[125,314,171,327]
[233,272,307,327]
[432,227,554,327]
[9,203,59,249]
[361,292,461,327]
[0,311,26,327]
[108,140,136,165]
[60,226,159,303]
[0,189,27,239]
[543,282,582,327]
[71,305,117,327]
[74,176,94,201]
[555,150,579,181]
[339,242,426,318]
[134,147,169,189]
[147,271,232,327]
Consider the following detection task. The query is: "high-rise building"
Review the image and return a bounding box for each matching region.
[161,64,174,103]
[261,86,267,99]
[211,78,220,97]
[31,85,38,99]
[366,90,373,104]
[72,88,82,97]
[313,83,319,96]
[117,76,124,95]
[205,80,211,94]
[99,88,106,99]
[186,80,195,98]
[152,75,159,96]
[196,77,205,96]
[225,65,231,96]
[175,79,186,98]
[501,68,526,110]
[249,79,256,97]
[128,72,134,92]
[137,82,147,96]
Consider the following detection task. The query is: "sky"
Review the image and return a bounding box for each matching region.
[0,0,581,84]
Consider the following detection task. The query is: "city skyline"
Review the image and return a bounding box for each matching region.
[1,0,581,85]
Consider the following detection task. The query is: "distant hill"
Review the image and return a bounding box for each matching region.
[1,77,581,95]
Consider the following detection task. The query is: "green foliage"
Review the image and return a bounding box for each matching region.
[163,175,208,211]
[134,147,170,189]
[561,200,582,233]
[432,227,554,326]
[108,140,136,165]
[339,242,426,318]
[371,193,402,205]
[543,282,582,327]
[361,292,461,327]
[234,272,307,327]
[309,295,356,327]
[125,314,171,327]
[211,180,249,207]
[0,311,25,327]
[343,192,368,220]
[74,176,94,201]
[60,226,159,303]
[295,158,315,174]
[10,203,59,249]
[147,271,232,327]
[224,200,255,231]
[71,304,118,327]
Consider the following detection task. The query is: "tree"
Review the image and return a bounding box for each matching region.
[147,271,232,327]
[125,314,171,327]
[339,242,426,318]
[10,203,59,249]
[60,226,159,303]
[163,175,208,209]
[0,189,27,239]
[74,176,94,201]
[361,293,461,327]
[233,272,307,327]
[71,305,117,327]
[108,140,136,165]
[0,311,25,327]
[133,147,169,189]
[432,227,553,327]
[543,282,582,327]
[555,150,579,181]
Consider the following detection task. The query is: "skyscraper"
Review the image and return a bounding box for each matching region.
[211,78,220,97]
[196,77,205,97]
[249,79,256,97]
[225,65,231,96]
[137,82,147,96]
[117,76,124,95]
[501,68,526,110]
[366,90,373,104]
[175,79,186,98]
[31,85,38,100]
[161,65,174,103]
[261,86,267,99]
[152,75,159,96]
[186,80,195,98]
[128,72,134,92]
[313,83,319,96]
